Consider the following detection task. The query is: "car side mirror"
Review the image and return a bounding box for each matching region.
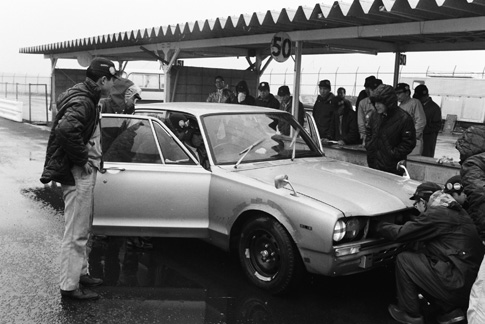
[274,174,298,196]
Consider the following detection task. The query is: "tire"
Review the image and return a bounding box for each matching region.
[238,216,301,295]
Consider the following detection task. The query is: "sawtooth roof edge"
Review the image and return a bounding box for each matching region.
[18,0,484,55]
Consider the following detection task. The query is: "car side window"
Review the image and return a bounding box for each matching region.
[152,122,196,165]
[102,117,162,164]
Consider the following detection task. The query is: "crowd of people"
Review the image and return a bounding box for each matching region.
[40,58,484,324]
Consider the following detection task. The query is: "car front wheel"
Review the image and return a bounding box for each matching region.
[238,216,301,294]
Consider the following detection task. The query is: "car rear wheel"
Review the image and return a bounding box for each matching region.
[238,216,301,295]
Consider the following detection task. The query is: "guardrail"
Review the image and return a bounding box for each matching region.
[0,98,23,122]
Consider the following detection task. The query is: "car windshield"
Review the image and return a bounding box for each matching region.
[202,112,321,165]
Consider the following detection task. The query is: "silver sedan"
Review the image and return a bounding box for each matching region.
[93,102,419,294]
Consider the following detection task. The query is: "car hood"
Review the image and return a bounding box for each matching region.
[233,158,418,216]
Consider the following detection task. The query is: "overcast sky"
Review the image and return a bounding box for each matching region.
[2,0,485,77]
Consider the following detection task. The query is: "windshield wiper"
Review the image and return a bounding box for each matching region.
[234,138,264,168]
[290,128,300,161]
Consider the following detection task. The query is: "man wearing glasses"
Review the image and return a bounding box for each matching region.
[206,76,235,103]
[377,182,484,324]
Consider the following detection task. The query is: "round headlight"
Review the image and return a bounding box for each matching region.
[333,220,346,242]
[345,218,361,240]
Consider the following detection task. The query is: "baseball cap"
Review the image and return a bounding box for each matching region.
[413,84,429,99]
[410,182,442,201]
[318,79,331,89]
[277,85,290,97]
[443,175,464,194]
[258,82,270,91]
[395,83,410,93]
[87,58,118,79]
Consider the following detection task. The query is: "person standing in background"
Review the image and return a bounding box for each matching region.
[255,81,280,109]
[357,76,382,143]
[395,83,426,156]
[40,57,117,300]
[365,84,416,175]
[233,80,255,105]
[313,79,338,139]
[101,77,142,114]
[413,84,442,158]
[277,85,305,135]
[206,75,234,103]
[322,87,360,146]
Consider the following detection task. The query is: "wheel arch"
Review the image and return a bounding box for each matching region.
[229,209,300,260]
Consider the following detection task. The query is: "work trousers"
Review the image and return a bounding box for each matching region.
[59,165,97,291]
[467,257,485,324]
[395,251,464,316]
[422,132,439,157]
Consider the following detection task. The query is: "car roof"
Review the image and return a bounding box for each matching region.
[135,102,286,118]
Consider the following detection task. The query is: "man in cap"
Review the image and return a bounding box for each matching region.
[206,75,235,103]
[101,77,142,114]
[255,81,280,109]
[276,85,305,135]
[395,83,427,156]
[413,84,442,158]
[357,76,382,143]
[40,57,118,300]
[378,182,484,324]
[313,79,339,139]
[365,84,416,175]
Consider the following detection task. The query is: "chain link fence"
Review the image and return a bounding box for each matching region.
[0,73,51,125]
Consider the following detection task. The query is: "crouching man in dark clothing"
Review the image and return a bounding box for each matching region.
[377,182,484,324]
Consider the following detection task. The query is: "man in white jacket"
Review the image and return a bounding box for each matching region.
[395,83,426,156]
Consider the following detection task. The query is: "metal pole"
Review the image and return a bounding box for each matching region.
[44,84,49,124]
[393,52,400,87]
[29,84,32,122]
[292,41,302,129]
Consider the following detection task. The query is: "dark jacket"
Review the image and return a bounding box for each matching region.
[313,93,338,139]
[327,104,360,145]
[278,96,305,135]
[255,93,280,109]
[233,80,256,105]
[101,78,134,114]
[423,97,442,135]
[365,102,416,175]
[40,78,101,185]
[456,125,485,241]
[378,191,484,292]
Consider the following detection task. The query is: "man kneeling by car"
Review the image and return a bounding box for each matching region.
[377,182,484,324]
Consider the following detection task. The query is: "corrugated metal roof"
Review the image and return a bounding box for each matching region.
[19,0,485,62]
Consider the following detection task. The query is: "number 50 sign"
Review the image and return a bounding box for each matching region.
[271,32,292,63]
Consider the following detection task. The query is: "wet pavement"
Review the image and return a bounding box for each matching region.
[0,117,458,324]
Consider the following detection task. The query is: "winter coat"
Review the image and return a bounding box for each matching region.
[365,102,416,175]
[456,125,485,241]
[206,88,234,103]
[278,96,305,136]
[233,80,256,105]
[313,93,338,139]
[378,191,484,292]
[357,97,375,140]
[101,78,134,114]
[422,97,442,135]
[255,93,280,109]
[399,97,427,139]
[328,104,360,145]
[40,78,101,186]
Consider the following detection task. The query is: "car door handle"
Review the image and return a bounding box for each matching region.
[100,167,126,174]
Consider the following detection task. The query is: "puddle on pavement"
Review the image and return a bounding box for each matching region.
[21,185,64,213]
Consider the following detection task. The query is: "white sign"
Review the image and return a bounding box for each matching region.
[271,32,292,63]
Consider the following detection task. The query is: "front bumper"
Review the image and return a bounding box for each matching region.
[302,240,407,276]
